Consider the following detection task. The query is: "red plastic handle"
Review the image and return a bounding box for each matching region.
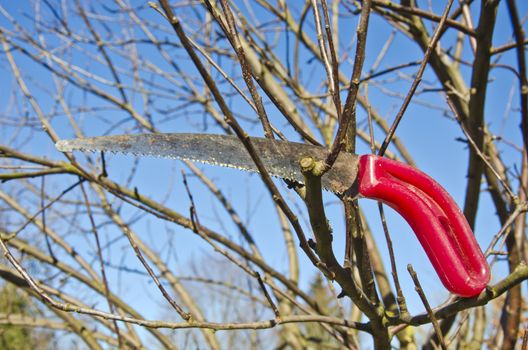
[358,155,490,297]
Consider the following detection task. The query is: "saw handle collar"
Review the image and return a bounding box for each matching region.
[358,155,490,297]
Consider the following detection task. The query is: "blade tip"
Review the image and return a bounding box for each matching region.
[55,139,73,152]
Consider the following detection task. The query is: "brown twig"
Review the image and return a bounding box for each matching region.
[157,0,322,271]
[321,0,342,120]
[77,1,129,105]
[3,179,84,240]
[113,206,192,321]
[407,265,447,350]
[446,97,517,202]
[324,0,372,172]
[505,0,528,153]
[371,0,475,36]
[0,241,371,332]
[255,271,280,318]
[218,0,274,139]
[200,0,321,145]
[378,0,454,157]
[365,84,408,316]
[377,203,408,315]
[485,200,528,260]
[40,176,57,264]
[181,170,280,318]
[491,38,528,55]
[390,262,528,327]
[311,0,336,109]
[78,182,123,348]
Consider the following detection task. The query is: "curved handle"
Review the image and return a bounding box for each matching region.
[358,155,490,297]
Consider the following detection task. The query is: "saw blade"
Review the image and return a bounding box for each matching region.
[56,133,359,195]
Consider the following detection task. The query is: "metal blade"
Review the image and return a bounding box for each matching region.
[56,133,359,194]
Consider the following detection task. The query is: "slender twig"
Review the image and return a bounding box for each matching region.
[371,0,475,36]
[446,97,517,201]
[378,0,454,156]
[255,272,280,318]
[40,176,57,263]
[77,1,129,105]
[369,30,396,73]
[218,0,274,138]
[4,179,84,240]
[79,182,123,348]
[156,0,321,270]
[377,203,408,315]
[187,37,258,113]
[485,201,528,258]
[389,262,528,327]
[0,168,68,182]
[362,60,421,83]
[0,238,375,331]
[365,84,407,315]
[505,0,528,153]
[311,0,335,100]
[321,0,342,119]
[324,0,372,171]
[491,38,528,55]
[407,265,447,350]
[115,205,192,320]
[181,171,280,318]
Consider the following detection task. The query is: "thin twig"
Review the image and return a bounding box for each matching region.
[365,84,407,315]
[79,182,123,348]
[390,262,528,327]
[377,203,408,315]
[156,0,322,270]
[77,1,129,105]
[311,0,335,99]
[407,265,447,350]
[321,0,342,119]
[255,272,280,318]
[40,176,57,263]
[4,179,84,240]
[0,238,375,332]
[378,0,454,156]
[446,97,517,201]
[312,0,341,120]
[218,0,274,139]
[505,0,528,153]
[491,38,528,55]
[485,201,528,258]
[371,0,475,36]
[324,0,372,172]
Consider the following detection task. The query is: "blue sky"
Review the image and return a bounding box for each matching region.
[1,1,526,347]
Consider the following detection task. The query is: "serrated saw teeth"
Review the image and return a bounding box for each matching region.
[55,133,359,195]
